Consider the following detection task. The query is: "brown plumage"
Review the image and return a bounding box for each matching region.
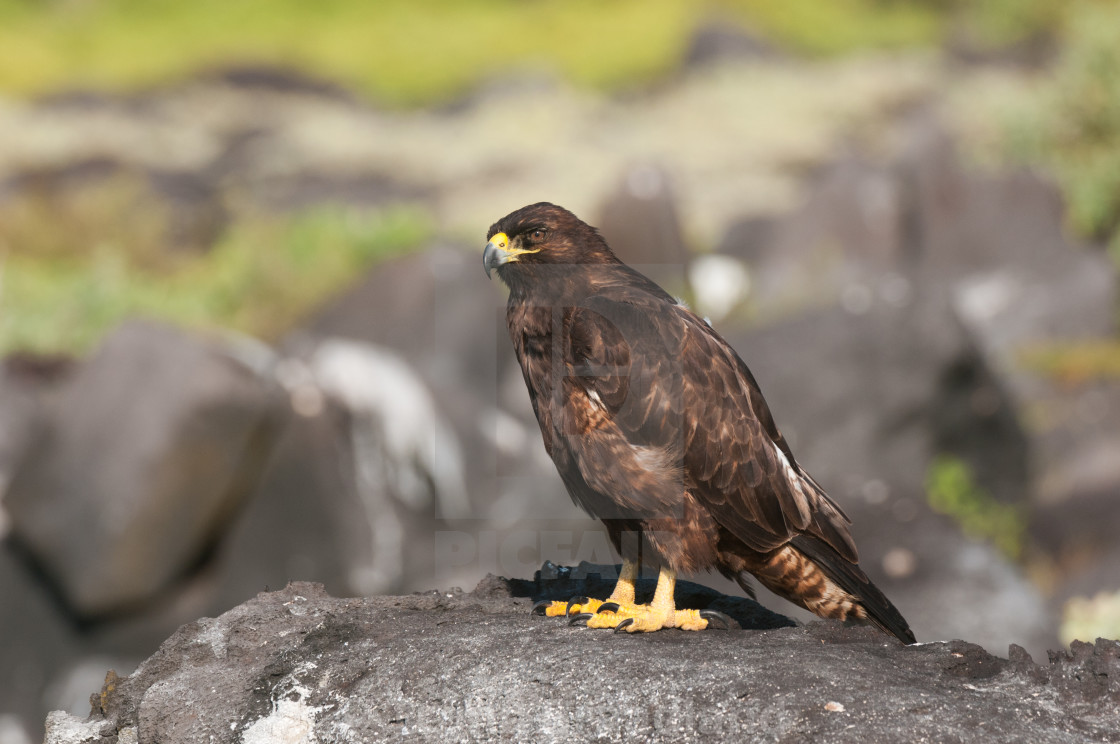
[484,202,915,643]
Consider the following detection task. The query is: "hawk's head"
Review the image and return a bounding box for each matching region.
[484,202,615,281]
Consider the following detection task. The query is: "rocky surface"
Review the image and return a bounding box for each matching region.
[0,55,933,249]
[595,163,692,291]
[46,572,1120,744]
[0,323,489,742]
[5,320,289,618]
[2,43,1120,743]
[725,297,1056,657]
[707,112,1120,654]
[0,354,74,534]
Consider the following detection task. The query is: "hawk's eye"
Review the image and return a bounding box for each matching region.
[530,228,546,241]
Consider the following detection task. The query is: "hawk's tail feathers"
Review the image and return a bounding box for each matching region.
[760,536,916,644]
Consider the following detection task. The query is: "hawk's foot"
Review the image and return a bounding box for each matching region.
[529,563,733,632]
[530,596,605,618]
[580,602,730,632]
[530,559,641,620]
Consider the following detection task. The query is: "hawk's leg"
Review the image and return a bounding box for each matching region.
[586,567,720,632]
[532,558,639,618]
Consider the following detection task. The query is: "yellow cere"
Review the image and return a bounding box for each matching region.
[489,230,541,260]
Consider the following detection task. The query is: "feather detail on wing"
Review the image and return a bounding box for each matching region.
[560,285,858,563]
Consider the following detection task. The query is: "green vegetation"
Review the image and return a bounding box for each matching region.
[925,454,1027,560]
[988,3,1120,258]
[725,0,940,56]
[0,0,1107,357]
[0,202,429,354]
[0,0,959,358]
[948,0,1065,48]
[0,0,944,106]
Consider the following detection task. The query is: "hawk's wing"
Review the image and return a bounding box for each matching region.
[563,285,858,562]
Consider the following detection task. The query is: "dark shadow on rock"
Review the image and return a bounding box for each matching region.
[53,580,1120,744]
[488,561,797,632]
[205,64,358,103]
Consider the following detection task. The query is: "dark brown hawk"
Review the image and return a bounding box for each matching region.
[484,202,914,643]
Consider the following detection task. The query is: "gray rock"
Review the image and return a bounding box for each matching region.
[718,113,1114,329]
[248,169,431,212]
[207,337,475,605]
[44,710,105,744]
[202,399,370,606]
[720,292,1053,656]
[5,320,288,618]
[297,247,594,590]
[943,25,1058,70]
[596,164,691,292]
[0,539,81,744]
[145,168,229,253]
[299,247,506,405]
[1056,543,1120,611]
[951,264,1120,565]
[714,214,779,263]
[712,115,1120,652]
[681,18,783,69]
[898,116,1075,279]
[51,578,1120,743]
[717,155,908,320]
[904,120,1120,603]
[0,354,75,514]
[206,64,357,102]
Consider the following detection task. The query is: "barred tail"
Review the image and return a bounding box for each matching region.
[753,536,916,644]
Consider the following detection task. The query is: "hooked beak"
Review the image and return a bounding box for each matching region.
[483,232,510,279]
[484,231,543,279]
[481,233,508,279]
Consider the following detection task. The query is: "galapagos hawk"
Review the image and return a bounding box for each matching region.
[484,202,914,643]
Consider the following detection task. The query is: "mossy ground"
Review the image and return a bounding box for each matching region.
[0,201,429,354]
[925,454,1027,562]
[0,0,1115,358]
[0,0,944,106]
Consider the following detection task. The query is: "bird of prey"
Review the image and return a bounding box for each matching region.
[483,202,914,643]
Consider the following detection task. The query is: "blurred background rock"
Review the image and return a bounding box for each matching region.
[1,0,1119,740]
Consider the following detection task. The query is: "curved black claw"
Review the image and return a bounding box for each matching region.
[568,613,594,627]
[614,618,636,634]
[530,600,552,616]
[596,602,621,614]
[566,597,590,617]
[699,609,733,630]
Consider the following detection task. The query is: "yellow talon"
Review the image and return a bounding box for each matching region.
[532,561,729,632]
[590,604,711,632]
[540,597,603,617]
[584,601,643,629]
[533,558,640,618]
